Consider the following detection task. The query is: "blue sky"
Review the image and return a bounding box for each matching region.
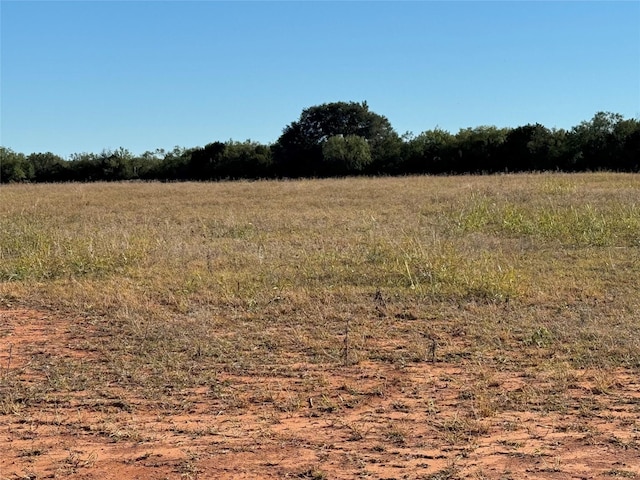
[2,1,639,158]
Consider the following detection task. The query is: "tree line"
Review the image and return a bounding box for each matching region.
[1,102,638,183]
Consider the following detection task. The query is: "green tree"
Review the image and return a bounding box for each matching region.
[27,152,68,182]
[322,135,372,174]
[610,118,640,171]
[500,124,562,171]
[454,126,509,173]
[567,111,625,171]
[99,147,136,180]
[67,152,99,181]
[156,146,193,180]
[219,140,272,178]
[189,142,226,179]
[273,101,400,177]
[0,147,33,183]
[401,128,455,174]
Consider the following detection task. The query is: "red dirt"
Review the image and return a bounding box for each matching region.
[1,308,639,479]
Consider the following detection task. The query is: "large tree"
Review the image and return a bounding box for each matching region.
[272,101,401,177]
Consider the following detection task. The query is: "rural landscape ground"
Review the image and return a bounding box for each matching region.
[1,173,639,479]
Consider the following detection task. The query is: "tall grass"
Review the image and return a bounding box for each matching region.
[453,192,639,247]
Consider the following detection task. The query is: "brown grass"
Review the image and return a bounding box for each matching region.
[1,173,639,478]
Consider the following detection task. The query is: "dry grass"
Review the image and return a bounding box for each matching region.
[1,173,639,478]
[1,174,639,386]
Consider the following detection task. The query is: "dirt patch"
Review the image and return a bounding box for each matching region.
[1,308,639,479]
[0,309,87,370]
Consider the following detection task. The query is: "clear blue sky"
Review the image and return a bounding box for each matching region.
[2,1,639,158]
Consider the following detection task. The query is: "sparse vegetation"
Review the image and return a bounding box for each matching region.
[1,172,639,478]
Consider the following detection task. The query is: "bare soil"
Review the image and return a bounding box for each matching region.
[1,308,639,479]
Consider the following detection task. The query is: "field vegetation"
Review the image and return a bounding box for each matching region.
[1,173,639,479]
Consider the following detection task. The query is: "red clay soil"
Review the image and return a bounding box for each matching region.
[1,308,639,479]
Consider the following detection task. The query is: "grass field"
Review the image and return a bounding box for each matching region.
[1,173,639,479]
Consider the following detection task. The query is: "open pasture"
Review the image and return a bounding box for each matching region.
[1,173,639,479]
